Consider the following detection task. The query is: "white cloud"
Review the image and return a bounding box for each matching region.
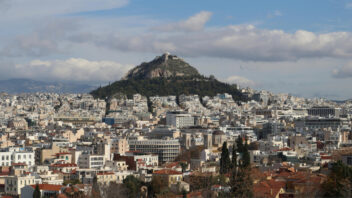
[224,75,255,87]
[346,2,352,9]
[1,19,78,57]
[14,58,133,82]
[1,0,128,18]
[84,24,352,62]
[332,61,352,78]
[153,11,212,32]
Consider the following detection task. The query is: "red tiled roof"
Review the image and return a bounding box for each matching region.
[30,184,64,191]
[51,163,77,167]
[55,152,71,155]
[253,180,285,198]
[154,169,182,175]
[57,193,68,198]
[12,163,27,166]
[321,156,332,160]
[97,172,114,175]
[164,162,179,168]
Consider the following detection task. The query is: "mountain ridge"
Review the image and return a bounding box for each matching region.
[0,78,95,93]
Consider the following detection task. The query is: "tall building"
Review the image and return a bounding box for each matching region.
[166,111,194,129]
[295,117,344,131]
[111,138,129,155]
[128,137,180,163]
[308,106,341,118]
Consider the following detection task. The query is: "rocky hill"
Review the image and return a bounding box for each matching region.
[91,53,246,102]
[123,53,200,79]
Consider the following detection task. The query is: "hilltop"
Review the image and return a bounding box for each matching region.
[123,53,200,80]
[90,53,246,101]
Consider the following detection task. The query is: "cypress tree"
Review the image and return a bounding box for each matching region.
[33,184,41,198]
[236,136,244,153]
[242,140,251,168]
[231,145,237,169]
[220,142,230,174]
[231,136,253,198]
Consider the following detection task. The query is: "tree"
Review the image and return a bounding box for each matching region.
[91,176,102,198]
[33,184,41,198]
[241,140,251,169]
[230,136,253,198]
[102,182,128,198]
[220,142,231,174]
[231,145,237,169]
[150,176,164,196]
[236,136,244,153]
[180,162,188,173]
[230,168,253,198]
[123,175,142,198]
[321,161,352,198]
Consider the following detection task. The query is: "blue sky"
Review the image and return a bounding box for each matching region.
[1,0,352,99]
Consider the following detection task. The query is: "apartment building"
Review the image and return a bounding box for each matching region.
[128,137,180,163]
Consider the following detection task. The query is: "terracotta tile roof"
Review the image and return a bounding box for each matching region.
[253,180,285,198]
[51,163,77,167]
[97,172,114,175]
[30,184,64,191]
[55,152,71,155]
[57,193,68,198]
[11,162,27,166]
[153,169,182,175]
[321,156,332,160]
[164,162,179,168]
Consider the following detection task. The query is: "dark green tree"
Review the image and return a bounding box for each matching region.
[33,184,41,198]
[180,162,188,173]
[321,161,352,198]
[220,142,231,174]
[231,145,237,169]
[241,140,251,168]
[123,175,142,198]
[236,136,244,153]
[230,136,253,198]
[230,167,253,198]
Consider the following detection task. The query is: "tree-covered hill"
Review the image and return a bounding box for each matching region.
[90,75,246,101]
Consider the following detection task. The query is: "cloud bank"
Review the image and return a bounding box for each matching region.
[75,11,352,62]
[332,62,352,78]
[225,75,255,87]
[13,58,133,82]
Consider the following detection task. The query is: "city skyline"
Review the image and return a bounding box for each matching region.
[1,0,352,99]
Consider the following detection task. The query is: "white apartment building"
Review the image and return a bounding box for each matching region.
[78,154,105,169]
[128,137,180,163]
[0,148,35,167]
[124,152,159,166]
[166,111,194,129]
[5,175,41,196]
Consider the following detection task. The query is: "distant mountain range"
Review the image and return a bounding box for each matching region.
[0,78,96,94]
[91,53,247,101]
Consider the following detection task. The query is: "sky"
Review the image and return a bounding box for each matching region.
[1,0,352,99]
